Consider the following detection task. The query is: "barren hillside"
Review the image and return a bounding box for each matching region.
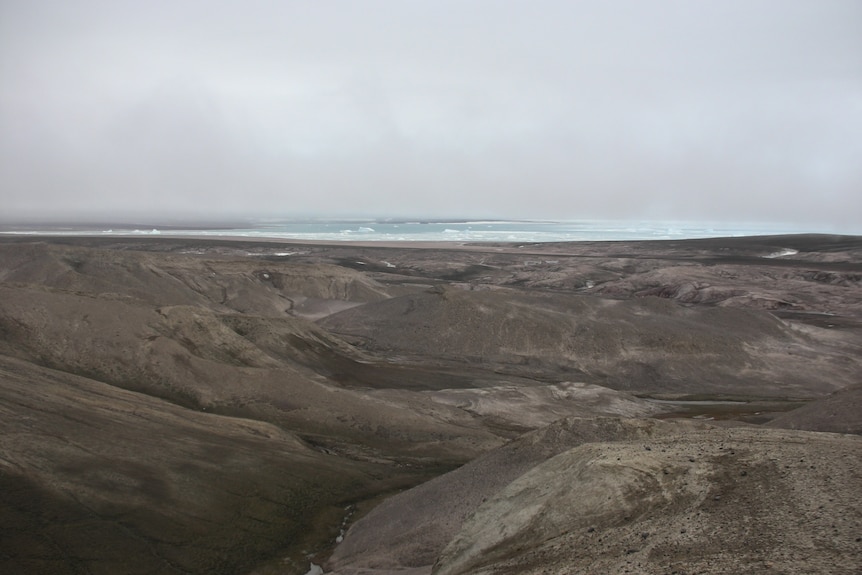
[0,235,859,574]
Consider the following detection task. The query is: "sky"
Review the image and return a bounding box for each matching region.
[1,0,861,229]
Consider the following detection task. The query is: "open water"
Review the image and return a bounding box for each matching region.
[2,219,819,243]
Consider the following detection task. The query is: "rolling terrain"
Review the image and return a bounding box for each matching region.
[0,234,860,574]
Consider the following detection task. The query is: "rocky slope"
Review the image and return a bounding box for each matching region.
[327,420,862,575]
[0,355,379,575]
[326,418,705,574]
[0,235,860,574]
[767,383,862,435]
[433,426,862,575]
[321,285,859,397]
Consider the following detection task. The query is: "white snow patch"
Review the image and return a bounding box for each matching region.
[763,248,799,258]
[304,563,323,575]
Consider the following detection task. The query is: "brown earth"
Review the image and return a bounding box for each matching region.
[433,426,862,575]
[767,383,862,435]
[0,233,860,574]
[0,355,383,575]
[326,418,707,574]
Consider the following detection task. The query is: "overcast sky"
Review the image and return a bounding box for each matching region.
[1,0,861,228]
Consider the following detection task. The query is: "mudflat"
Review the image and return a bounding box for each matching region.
[1,234,860,574]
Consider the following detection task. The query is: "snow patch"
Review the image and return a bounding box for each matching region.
[763,248,799,258]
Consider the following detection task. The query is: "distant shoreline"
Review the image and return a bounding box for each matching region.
[0,218,848,244]
[3,232,861,272]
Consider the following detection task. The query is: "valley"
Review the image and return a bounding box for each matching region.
[1,234,860,574]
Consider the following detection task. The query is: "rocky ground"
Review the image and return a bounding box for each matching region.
[0,234,860,574]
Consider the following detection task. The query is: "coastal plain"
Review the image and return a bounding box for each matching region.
[0,234,860,574]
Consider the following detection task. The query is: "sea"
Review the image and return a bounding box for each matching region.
[0,219,830,243]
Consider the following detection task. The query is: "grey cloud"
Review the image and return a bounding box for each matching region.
[1,0,861,228]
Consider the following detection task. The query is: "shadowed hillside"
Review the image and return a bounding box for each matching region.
[0,356,383,575]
